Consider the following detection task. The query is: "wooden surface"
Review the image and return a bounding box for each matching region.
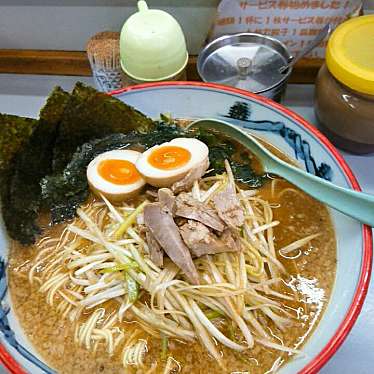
[0,49,323,84]
[0,50,91,76]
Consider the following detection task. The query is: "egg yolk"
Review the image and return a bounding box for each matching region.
[148,146,191,170]
[98,159,141,185]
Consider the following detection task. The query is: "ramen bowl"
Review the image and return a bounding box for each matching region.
[0,82,371,373]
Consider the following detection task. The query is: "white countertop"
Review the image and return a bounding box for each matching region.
[0,74,373,374]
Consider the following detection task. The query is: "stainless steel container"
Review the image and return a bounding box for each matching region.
[197,33,293,102]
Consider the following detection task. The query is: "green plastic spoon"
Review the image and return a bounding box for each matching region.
[187,118,374,227]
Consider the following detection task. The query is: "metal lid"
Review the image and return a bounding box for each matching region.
[197,33,292,94]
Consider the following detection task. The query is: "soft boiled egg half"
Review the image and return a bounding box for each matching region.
[87,150,146,203]
[136,138,209,187]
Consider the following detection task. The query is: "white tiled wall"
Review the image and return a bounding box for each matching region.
[0,0,372,53]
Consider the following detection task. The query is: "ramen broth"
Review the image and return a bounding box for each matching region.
[7,136,336,374]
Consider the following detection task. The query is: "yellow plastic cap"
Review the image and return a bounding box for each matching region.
[326,15,374,95]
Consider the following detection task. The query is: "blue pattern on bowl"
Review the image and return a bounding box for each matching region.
[221,101,333,181]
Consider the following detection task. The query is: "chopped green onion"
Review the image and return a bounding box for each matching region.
[160,334,168,361]
[233,350,256,365]
[204,309,224,320]
[228,322,236,341]
[125,273,139,303]
[100,261,139,273]
[114,201,148,239]
[160,112,173,124]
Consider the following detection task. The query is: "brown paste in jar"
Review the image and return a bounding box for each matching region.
[315,64,374,154]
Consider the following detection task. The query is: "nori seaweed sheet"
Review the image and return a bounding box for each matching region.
[196,128,267,188]
[52,82,154,172]
[1,87,71,244]
[0,114,37,175]
[1,82,155,244]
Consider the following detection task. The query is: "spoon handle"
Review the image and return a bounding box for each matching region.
[270,161,374,227]
[280,23,331,73]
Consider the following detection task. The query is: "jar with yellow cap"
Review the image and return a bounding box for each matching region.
[315,15,374,154]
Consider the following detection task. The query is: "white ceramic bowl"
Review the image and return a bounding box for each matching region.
[0,82,371,374]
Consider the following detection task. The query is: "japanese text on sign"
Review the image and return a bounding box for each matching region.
[211,0,361,58]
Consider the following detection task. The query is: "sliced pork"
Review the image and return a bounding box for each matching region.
[171,157,209,194]
[213,161,244,228]
[158,188,176,214]
[145,229,163,267]
[220,228,242,252]
[144,203,199,284]
[180,220,240,257]
[213,189,244,228]
[175,192,225,232]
